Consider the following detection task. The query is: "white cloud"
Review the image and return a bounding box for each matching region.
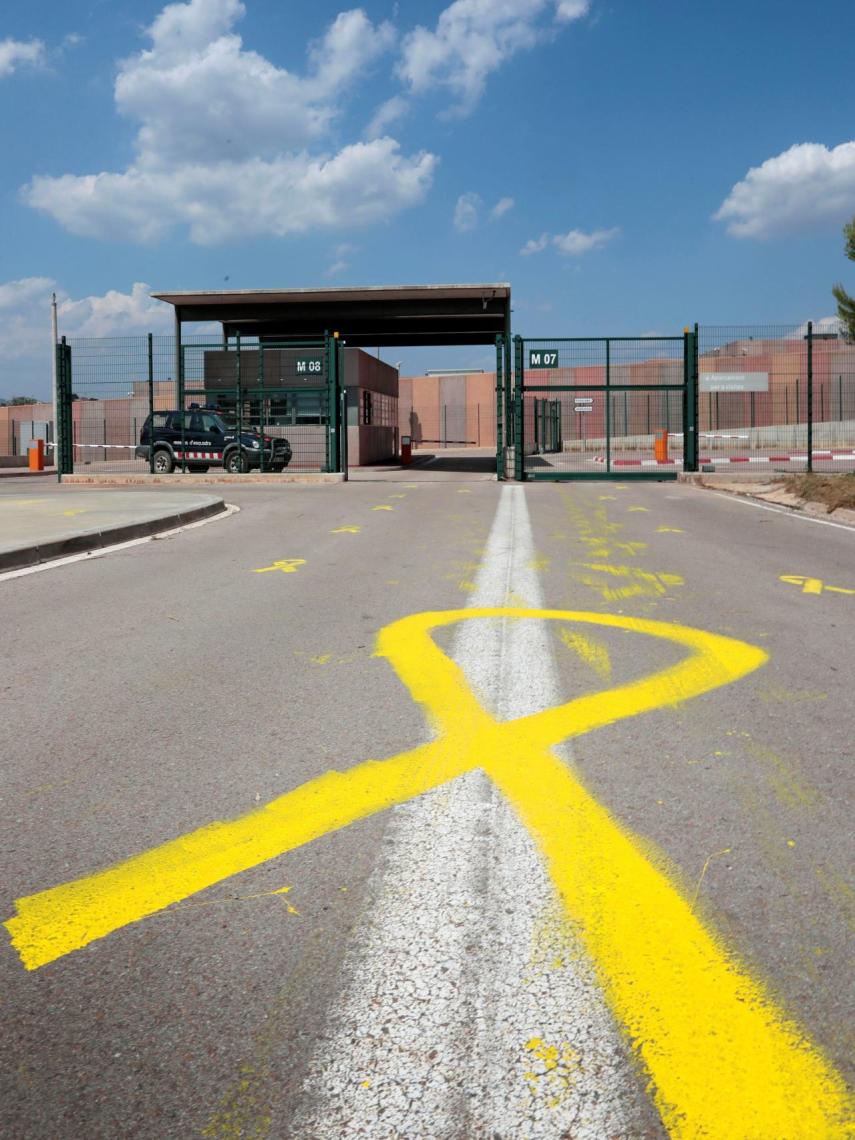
[22,1,433,244]
[59,282,174,337]
[490,196,514,220]
[555,0,590,21]
[0,278,172,376]
[454,191,481,232]
[114,0,395,167]
[0,37,45,78]
[26,139,436,245]
[715,141,855,239]
[325,241,358,277]
[365,94,409,139]
[790,315,844,338]
[398,0,588,115]
[520,232,549,255]
[553,226,619,255]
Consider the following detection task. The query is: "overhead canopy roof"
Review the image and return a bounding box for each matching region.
[151,283,511,348]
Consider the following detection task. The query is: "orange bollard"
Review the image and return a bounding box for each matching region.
[654,429,669,463]
[28,439,45,471]
[400,435,412,465]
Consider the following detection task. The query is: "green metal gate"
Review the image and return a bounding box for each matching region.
[179,335,343,474]
[513,332,698,479]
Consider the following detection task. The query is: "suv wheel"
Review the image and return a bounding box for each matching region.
[224,449,249,474]
[152,448,174,474]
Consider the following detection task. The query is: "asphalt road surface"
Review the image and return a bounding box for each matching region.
[1,470,853,1139]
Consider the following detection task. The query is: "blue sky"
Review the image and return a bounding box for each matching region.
[2,0,854,397]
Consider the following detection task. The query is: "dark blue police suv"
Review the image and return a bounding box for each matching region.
[136,409,292,473]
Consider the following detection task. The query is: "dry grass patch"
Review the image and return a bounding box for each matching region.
[784,473,855,512]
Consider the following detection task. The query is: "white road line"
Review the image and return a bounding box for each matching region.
[0,504,239,583]
[709,491,855,532]
[291,485,653,1138]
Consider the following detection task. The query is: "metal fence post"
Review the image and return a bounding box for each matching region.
[179,341,187,474]
[605,338,611,473]
[513,336,524,481]
[806,321,813,473]
[56,337,74,477]
[505,336,513,447]
[147,333,155,473]
[340,383,348,480]
[236,332,243,474]
[683,326,698,471]
[330,333,342,473]
[495,335,505,480]
[258,338,265,473]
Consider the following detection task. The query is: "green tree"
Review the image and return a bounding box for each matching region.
[832,216,855,340]
[0,395,41,406]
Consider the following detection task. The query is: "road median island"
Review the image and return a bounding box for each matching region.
[0,491,228,572]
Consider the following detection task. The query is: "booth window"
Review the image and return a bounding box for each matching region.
[361,391,373,425]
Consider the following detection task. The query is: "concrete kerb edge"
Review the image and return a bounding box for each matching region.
[60,473,345,485]
[679,472,855,527]
[0,498,228,573]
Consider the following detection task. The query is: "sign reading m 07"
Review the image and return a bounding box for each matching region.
[529,350,559,369]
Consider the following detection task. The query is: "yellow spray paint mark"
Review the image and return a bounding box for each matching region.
[577,563,684,602]
[657,526,684,534]
[252,559,306,574]
[457,489,472,494]
[522,1036,580,1106]
[371,505,394,512]
[780,574,855,596]
[331,526,361,534]
[558,628,611,681]
[4,609,852,1137]
[598,494,617,501]
[628,506,649,512]
[689,848,731,911]
[62,509,88,518]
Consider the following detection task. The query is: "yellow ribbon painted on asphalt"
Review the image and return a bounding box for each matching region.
[4,609,852,1137]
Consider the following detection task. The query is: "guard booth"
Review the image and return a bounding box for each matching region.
[152,284,512,476]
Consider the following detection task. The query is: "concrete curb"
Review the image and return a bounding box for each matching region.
[0,497,227,573]
[0,468,57,479]
[682,474,855,528]
[61,472,344,485]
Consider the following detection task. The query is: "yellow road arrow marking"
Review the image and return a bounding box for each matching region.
[252,559,306,574]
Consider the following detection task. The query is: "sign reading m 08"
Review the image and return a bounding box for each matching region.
[529,350,559,369]
[295,357,323,375]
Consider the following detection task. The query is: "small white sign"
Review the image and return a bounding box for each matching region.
[700,371,768,393]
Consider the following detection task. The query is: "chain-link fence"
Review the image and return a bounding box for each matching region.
[697,325,855,472]
[52,336,172,474]
[34,323,855,478]
[514,336,687,478]
[53,334,341,475]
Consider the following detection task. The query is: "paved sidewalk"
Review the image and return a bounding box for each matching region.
[0,489,226,571]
